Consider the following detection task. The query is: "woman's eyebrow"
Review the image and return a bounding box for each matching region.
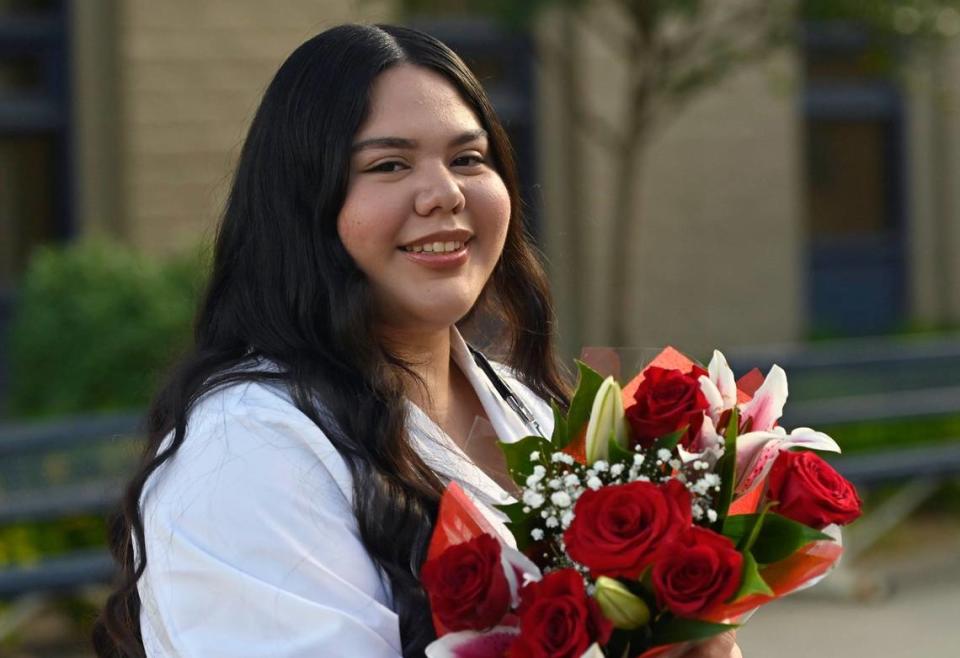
[351,129,488,153]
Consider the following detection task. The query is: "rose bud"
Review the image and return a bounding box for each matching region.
[652,526,743,618]
[767,449,862,530]
[584,376,628,465]
[594,576,651,629]
[625,366,709,449]
[420,533,511,632]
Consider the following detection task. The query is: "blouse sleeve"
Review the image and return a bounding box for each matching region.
[137,383,403,658]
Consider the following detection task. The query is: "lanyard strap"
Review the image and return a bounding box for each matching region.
[466,344,546,439]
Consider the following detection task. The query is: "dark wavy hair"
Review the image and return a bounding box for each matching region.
[92,23,569,658]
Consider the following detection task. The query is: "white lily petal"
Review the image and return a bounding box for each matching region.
[736,430,782,465]
[709,349,738,409]
[500,543,542,607]
[679,417,725,472]
[699,375,725,424]
[785,427,842,454]
[425,627,520,658]
[580,644,606,658]
[584,376,626,465]
[739,364,788,432]
[690,415,725,458]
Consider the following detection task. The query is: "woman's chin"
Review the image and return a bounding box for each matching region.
[382,299,481,335]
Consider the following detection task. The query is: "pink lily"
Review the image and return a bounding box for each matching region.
[678,414,725,468]
[425,627,520,658]
[737,365,788,433]
[735,426,841,494]
[698,350,738,426]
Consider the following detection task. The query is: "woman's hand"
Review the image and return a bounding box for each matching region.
[675,631,742,658]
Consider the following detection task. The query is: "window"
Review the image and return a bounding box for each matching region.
[802,21,907,336]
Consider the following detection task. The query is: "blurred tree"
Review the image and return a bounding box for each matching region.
[401,0,960,348]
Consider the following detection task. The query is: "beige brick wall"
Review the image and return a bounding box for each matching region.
[115,0,393,255]
[906,38,960,327]
[537,8,804,358]
[629,51,804,354]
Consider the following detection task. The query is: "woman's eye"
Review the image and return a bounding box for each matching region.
[366,161,406,173]
[453,154,485,167]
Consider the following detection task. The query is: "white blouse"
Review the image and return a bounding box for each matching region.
[137,327,554,657]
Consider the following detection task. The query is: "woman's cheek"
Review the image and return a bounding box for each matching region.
[471,174,511,246]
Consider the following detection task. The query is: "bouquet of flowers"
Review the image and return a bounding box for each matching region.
[422,347,863,658]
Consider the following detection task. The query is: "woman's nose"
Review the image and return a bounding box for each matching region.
[414,165,465,216]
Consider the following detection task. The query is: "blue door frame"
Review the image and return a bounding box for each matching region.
[0,1,72,412]
[802,23,908,337]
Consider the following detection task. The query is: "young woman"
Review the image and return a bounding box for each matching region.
[93,24,741,658]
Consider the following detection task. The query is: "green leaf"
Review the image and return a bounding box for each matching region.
[732,551,774,601]
[711,407,739,531]
[651,617,738,645]
[609,434,634,464]
[550,398,569,447]
[495,500,536,552]
[725,513,833,564]
[651,427,686,453]
[499,435,551,486]
[564,360,605,445]
[722,501,776,553]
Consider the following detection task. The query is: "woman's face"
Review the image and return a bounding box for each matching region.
[337,64,511,336]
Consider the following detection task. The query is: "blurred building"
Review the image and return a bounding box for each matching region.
[2,0,960,374]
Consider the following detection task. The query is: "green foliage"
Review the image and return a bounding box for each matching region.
[400,0,589,27]
[650,427,685,453]
[0,516,108,568]
[565,360,605,442]
[711,407,740,531]
[823,414,960,454]
[499,435,552,484]
[7,240,208,419]
[733,551,775,601]
[498,500,538,551]
[722,512,832,564]
[651,618,738,646]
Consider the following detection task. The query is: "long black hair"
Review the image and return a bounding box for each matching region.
[92,23,569,657]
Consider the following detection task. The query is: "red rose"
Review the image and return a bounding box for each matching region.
[652,526,743,618]
[564,479,692,579]
[626,366,709,449]
[767,449,862,530]
[508,569,612,658]
[420,533,511,632]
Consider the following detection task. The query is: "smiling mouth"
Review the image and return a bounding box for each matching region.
[399,238,471,253]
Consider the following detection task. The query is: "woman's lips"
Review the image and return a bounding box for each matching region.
[399,241,470,270]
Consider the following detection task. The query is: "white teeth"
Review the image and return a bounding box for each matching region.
[403,239,466,253]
